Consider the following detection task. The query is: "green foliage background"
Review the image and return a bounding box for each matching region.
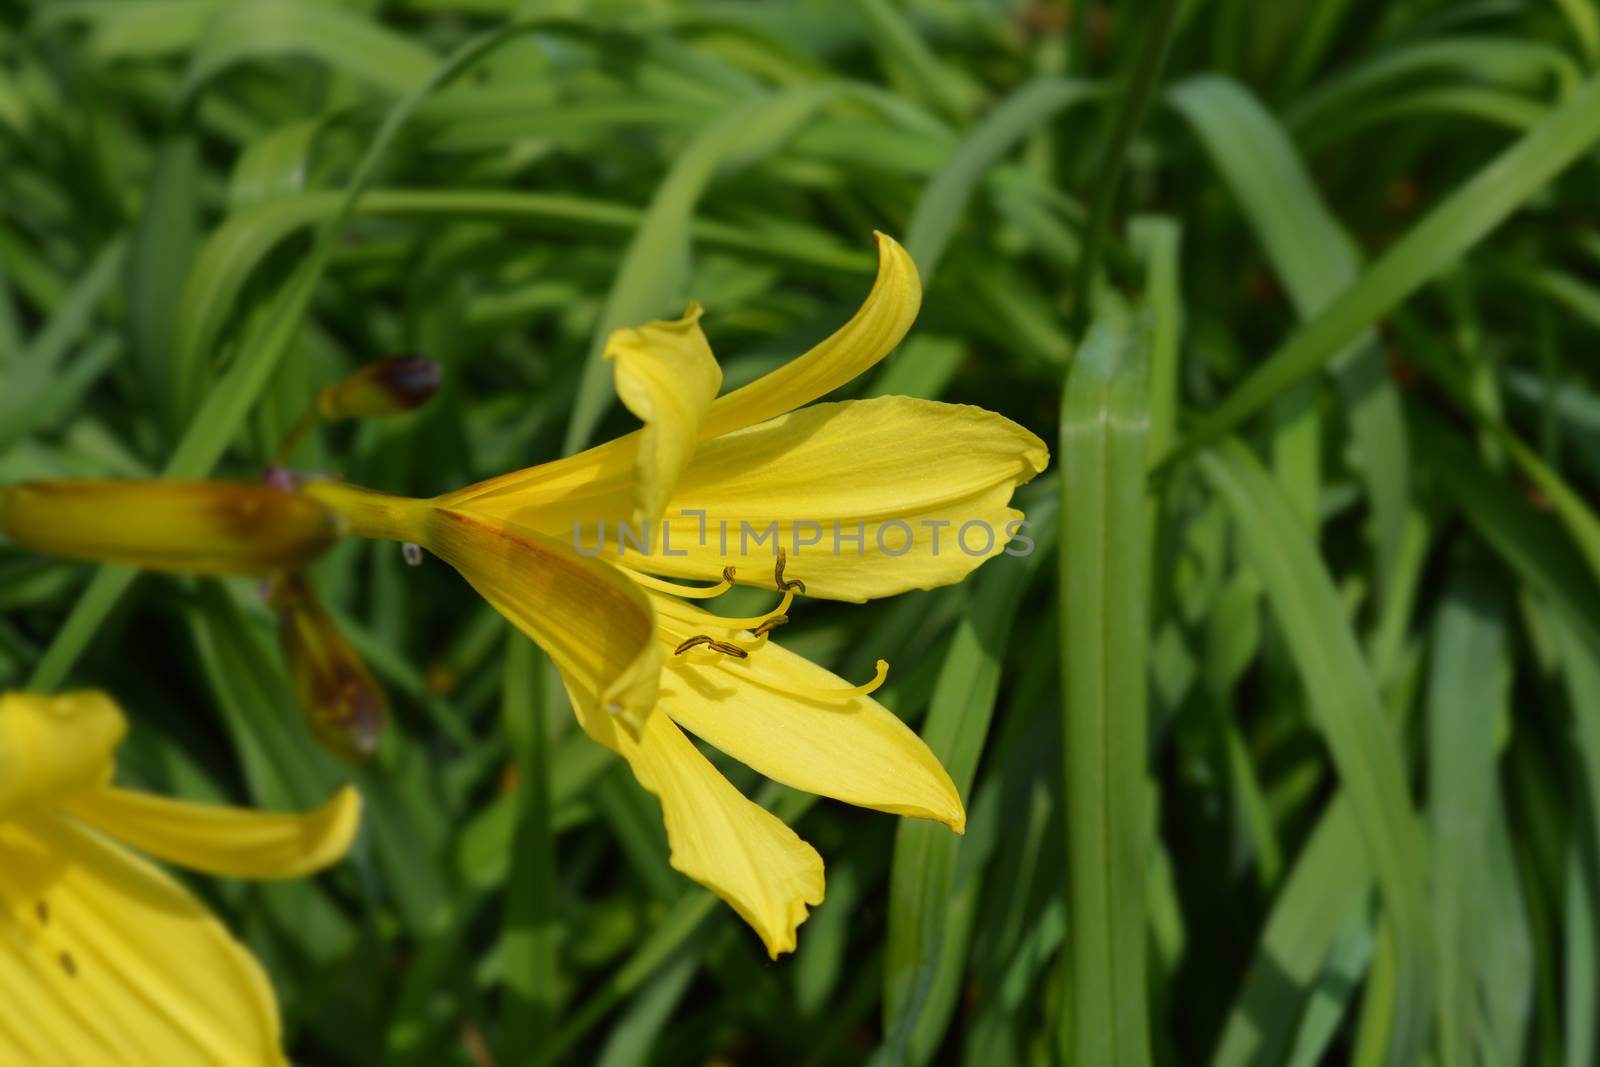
[4,0,1600,1064]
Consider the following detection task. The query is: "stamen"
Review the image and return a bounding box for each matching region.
[674,635,713,655]
[705,587,796,628]
[784,659,890,700]
[674,634,749,659]
[751,614,789,637]
[774,549,807,595]
[630,566,737,599]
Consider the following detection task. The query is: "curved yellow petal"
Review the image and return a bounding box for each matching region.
[699,232,921,439]
[426,508,662,736]
[438,231,919,515]
[0,813,285,1066]
[480,396,1047,601]
[0,691,125,820]
[57,785,360,881]
[650,599,965,831]
[599,710,824,958]
[297,483,663,737]
[606,301,723,527]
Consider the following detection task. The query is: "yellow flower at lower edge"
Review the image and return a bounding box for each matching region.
[304,233,1047,956]
[0,691,360,1065]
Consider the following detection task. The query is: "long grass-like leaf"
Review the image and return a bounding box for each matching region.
[1176,75,1600,459]
[1427,564,1510,1067]
[1200,439,1430,1067]
[1059,315,1153,1066]
[1169,75,1408,596]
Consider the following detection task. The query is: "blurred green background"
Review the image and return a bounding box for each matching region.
[5,0,1600,1064]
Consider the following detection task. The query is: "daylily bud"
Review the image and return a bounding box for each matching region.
[317,356,442,421]
[268,573,388,762]
[0,480,344,575]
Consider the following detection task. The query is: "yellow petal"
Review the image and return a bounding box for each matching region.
[0,812,285,1066]
[0,480,343,575]
[602,709,824,958]
[0,691,125,820]
[57,785,360,881]
[699,231,921,438]
[425,508,662,736]
[480,396,1047,601]
[437,231,919,515]
[651,598,965,831]
[297,483,663,736]
[605,301,723,527]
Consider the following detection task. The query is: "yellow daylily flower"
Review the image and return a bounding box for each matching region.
[0,690,361,1065]
[302,232,1047,956]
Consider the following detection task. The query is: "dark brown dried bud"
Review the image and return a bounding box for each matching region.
[317,356,442,421]
[268,573,388,762]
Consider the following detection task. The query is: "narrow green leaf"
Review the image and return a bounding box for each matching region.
[880,488,1058,1066]
[1168,74,1408,596]
[1176,74,1600,459]
[1199,439,1430,1067]
[175,0,436,106]
[1059,315,1153,1067]
[0,236,125,456]
[500,631,558,1056]
[1427,564,1510,1067]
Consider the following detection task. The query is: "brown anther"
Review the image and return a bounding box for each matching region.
[752,615,789,636]
[35,900,48,925]
[59,951,77,978]
[674,634,749,658]
[721,565,737,583]
[774,550,806,594]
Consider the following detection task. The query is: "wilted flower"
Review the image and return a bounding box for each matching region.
[267,573,389,762]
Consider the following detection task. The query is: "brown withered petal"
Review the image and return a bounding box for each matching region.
[268,573,388,762]
[317,356,442,421]
[0,480,343,575]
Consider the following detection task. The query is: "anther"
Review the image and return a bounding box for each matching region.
[722,565,737,583]
[674,634,749,659]
[751,615,789,637]
[774,549,806,594]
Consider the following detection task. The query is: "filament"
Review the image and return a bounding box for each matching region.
[782,659,890,700]
[629,565,737,599]
[703,587,796,629]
